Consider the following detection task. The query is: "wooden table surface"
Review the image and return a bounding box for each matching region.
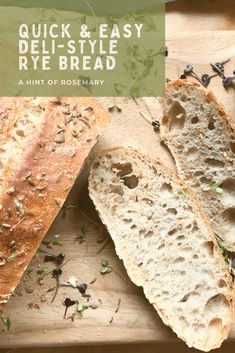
[1,1,235,352]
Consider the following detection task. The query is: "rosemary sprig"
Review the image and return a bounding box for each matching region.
[76,303,87,317]
[202,182,223,194]
[0,316,11,331]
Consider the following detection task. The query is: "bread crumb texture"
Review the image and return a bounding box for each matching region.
[89,147,234,352]
[161,80,235,251]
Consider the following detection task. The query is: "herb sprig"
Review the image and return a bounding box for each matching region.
[76,303,87,317]
[0,316,11,331]
[202,182,223,194]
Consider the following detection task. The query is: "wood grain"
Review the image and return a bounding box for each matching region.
[166,0,235,33]
[0,30,235,349]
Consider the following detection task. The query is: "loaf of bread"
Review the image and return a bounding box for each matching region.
[160,80,235,251]
[0,96,110,313]
[89,147,234,351]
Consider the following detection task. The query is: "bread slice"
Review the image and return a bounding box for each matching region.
[160,80,235,251]
[89,147,234,352]
[0,97,110,313]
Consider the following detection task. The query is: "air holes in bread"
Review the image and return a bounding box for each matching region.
[220,178,235,205]
[181,94,187,102]
[194,171,204,177]
[191,222,199,233]
[202,241,214,256]
[144,230,154,238]
[142,198,155,206]
[176,235,185,241]
[123,218,132,224]
[122,175,139,189]
[160,183,173,195]
[167,208,177,215]
[109,184,124,196]
[223,208,235,225]
[111,162,133,177]
[186,147,199,161]
[179,291,199,303]
[205,158,225,169]
[158,243,165,250]
[205,294,230,316]
[168,228,177,236]
[191,116,199,124]
[168,101,186,131]
[173,256,185,265]
[111,162,138,189]
[217,279,227,288]
[209,318,223,331]
[230,142,235,154]
[16,129,25,137]
[208,118,215,130]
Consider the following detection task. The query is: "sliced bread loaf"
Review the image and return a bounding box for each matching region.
[89,147,234,351]
[160,80,235,251]
[0,97,110,313]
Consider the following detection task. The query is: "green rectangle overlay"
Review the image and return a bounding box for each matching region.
[0,0,165,97]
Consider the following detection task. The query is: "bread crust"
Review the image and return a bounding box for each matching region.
[89,147,234,352]
[162,79,235,136]
[0,97,110,313]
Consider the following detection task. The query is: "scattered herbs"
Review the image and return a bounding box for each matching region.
[152,120,161,132]
[77,283,88,295]
[90,278,97,285]
[52,240,63,246]
[179,189,187,198]
[100,259,111,274]
[109,316,114,324]
[56,253,65,265]
[75,226,87,244]
[52,268,62,278]
[183,64,203,85]
[63,298,76,318]
[139,112,161,132]
[76,302,87,317]
[6,252,19,262]
[40,249,65,266]
[217,238,230,263]
[202,182,223,194]
[179,58,233,88]
[210,62,226,78]
[0,316,11,331]
[75,227,89,262]
[108,105,122,113]
[37,267,54,279]
[115,298,121,313]
[51,269,62,303]
[44,254,56,263]
[100,259,126,281]
[165,77,171,83]
[67,275,78,288]
[201,73,218,87]
[222,76,235,88]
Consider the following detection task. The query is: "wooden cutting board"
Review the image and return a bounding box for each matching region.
[0,31,235,348]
